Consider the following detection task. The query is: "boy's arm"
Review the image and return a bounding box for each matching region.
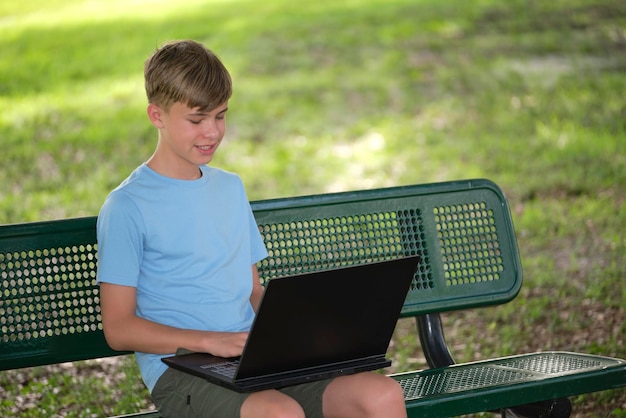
[249,264,264,313]
[99,282,248,357]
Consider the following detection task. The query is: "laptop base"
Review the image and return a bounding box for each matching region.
[163,352,392,392]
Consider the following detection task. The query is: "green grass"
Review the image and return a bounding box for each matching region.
[1,0,625,416]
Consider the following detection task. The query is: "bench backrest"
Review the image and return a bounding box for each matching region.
[0,179,522,371]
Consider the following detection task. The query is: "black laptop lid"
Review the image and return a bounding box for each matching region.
[236,256,419,380]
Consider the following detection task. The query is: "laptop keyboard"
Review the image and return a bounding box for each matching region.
[200,360,239,378]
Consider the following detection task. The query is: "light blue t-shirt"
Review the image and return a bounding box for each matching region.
[96,163,268,392]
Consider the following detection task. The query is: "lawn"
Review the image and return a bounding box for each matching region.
[1,0,625,416]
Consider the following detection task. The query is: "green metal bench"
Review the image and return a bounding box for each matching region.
[1,179,625,417]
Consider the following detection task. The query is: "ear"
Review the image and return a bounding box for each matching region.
[147,103,165,128]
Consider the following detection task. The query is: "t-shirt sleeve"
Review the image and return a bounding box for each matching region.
[96,191,144,287]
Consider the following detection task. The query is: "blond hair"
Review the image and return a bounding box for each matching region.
[144,40,232,111]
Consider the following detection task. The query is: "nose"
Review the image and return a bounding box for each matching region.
[202,119,219,139]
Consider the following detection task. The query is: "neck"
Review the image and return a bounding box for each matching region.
[146,156,202,180]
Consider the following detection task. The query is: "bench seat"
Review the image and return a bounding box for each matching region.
[394,351,626,416]
[109,351,626,418]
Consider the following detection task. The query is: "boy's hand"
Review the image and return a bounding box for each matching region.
[203,331,249,357]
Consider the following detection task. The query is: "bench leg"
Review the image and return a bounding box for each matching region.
[416,313,455,368]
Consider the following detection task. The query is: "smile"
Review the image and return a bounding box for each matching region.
[195,144,217,156]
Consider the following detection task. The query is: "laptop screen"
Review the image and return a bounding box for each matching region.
[236,256,419,379]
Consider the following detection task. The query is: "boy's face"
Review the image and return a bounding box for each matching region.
[147,101,228,179]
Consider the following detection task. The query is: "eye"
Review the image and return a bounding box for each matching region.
[189,119,202,125]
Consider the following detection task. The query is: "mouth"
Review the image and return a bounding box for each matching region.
[196,144,216,154]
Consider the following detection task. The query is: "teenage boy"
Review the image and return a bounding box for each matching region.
[97,39,407,418]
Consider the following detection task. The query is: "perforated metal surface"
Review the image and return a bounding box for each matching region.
[248,181,520,317]
[0,244,101,346]
[399,365,535,399]
[498,352,609,374]
[434,202,504,287]
[396,352,624,401]
[256,208,432,290]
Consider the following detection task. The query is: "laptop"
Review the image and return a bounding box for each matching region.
[162,256,419,392]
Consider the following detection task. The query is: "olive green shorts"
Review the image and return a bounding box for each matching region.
[152,366,333,418]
